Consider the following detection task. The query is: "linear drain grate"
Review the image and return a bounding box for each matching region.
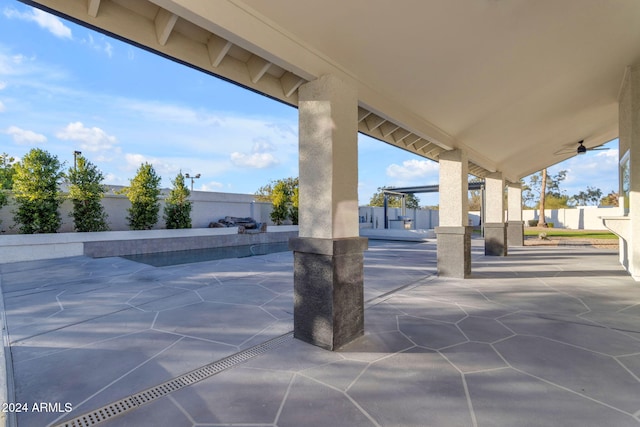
[57,331,294,427]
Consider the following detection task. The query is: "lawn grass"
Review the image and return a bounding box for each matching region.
[524,229,618,239]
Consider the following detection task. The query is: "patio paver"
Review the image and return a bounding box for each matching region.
[1,240,639,426]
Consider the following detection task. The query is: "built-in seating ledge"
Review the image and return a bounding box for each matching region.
[601,216,630,240]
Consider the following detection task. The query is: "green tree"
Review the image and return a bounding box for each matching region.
[368,188,420,209]
[545,194,570,209]
[67,155,109,232]
[290,185,299,225]
[255,177,299,224]
[121,163,161,230]
[468,189,482,211]
[164,172,192,229]
[271,180,291,225]
[570,186,603,206]
[600,191,619,207]
[12,148,64,234]
[522,168,567,226]
[0,153,16,217]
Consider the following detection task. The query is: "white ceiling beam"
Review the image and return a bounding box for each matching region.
[365,114,385,132]
[358,107,372,122]
[379,121,400,138]
[391,128,410,143]
[87,0,100,18]
[425,145,442,157]
[280,72,304,98]
[207,34,232,68]
[247,55,272,83]
[403,134,421,147]
[155,8,178,46]
[414,140,430,151]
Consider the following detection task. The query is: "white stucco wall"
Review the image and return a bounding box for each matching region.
[0,187,274,235]
[357,206,622,231]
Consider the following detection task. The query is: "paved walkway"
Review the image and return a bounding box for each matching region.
[1,240,639,426]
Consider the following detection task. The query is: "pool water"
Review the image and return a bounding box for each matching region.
[122,242,291,267]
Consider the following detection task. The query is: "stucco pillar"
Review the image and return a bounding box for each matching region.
[483,172,507,256]
[506,182,524,246]
[616,65,640,280]
[435,149,471,277]
[289,74,367,350]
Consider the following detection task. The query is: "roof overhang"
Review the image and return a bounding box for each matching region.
[22,0,640,181]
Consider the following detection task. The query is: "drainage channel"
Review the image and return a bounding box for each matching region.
[56,332,294,427]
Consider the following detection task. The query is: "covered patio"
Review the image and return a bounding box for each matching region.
[21,0,640,350]
[4,2,640,425]
[0,240,638,426]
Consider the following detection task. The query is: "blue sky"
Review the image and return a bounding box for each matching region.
[0,1,619,206]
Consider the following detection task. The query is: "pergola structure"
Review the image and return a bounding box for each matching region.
[22,0,640,350]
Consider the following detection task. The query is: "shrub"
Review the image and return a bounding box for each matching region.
[164,172,192,229]
[270,180,290,225]
[12,148,64,234]
[121,163,161,230]
[67,155,109,232]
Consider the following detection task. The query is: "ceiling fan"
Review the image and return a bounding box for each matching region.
[554,140,610,156]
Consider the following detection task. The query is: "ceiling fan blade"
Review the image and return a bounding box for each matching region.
[589,147,610,151]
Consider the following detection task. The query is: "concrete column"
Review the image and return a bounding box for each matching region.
[289,74,368,350]
[507,182,524,246]
[435,149,471,277]
[483,172,507,256]
[617,65,640,280]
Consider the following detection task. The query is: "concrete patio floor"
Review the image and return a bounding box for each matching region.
[0,239,639,427]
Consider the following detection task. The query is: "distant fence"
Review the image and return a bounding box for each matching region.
[358,205,623,231]
[1,191,622,235]
[521,206,624,230]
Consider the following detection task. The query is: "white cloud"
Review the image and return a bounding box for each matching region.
[3,7,72,39]
[0,100,5,112]
[201,181,224,191]
[82,34,113,58]
[386,159,439,180]
[0,53,33,75]
[0,81,6,90]
[123,153,180,177]
[251,140,275,153]
[124,100,223,126]
[5,125,47,144]
[56,122,119,152]
[230,152,278,169]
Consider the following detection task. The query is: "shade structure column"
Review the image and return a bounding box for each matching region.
[435,149,471,277]
[616,64,640,280]
[507,182,524,246]
[484,172,507,256]
[289,74,368,350]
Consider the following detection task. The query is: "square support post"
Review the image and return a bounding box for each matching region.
[616,64,640,280]
[435,149,471,278]
[484,172,507,256]
[291,74,367,349]
[507,182,524,246]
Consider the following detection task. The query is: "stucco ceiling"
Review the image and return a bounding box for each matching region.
[24,0,640,182]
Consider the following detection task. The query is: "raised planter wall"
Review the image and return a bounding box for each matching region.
[0,226,298,264]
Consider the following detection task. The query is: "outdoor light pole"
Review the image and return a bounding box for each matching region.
[73,150,82,171]
[185,173,201,191]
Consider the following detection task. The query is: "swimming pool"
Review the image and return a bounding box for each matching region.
[122,241,291,267]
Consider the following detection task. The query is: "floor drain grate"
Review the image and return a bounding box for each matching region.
[57,332,294,427]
